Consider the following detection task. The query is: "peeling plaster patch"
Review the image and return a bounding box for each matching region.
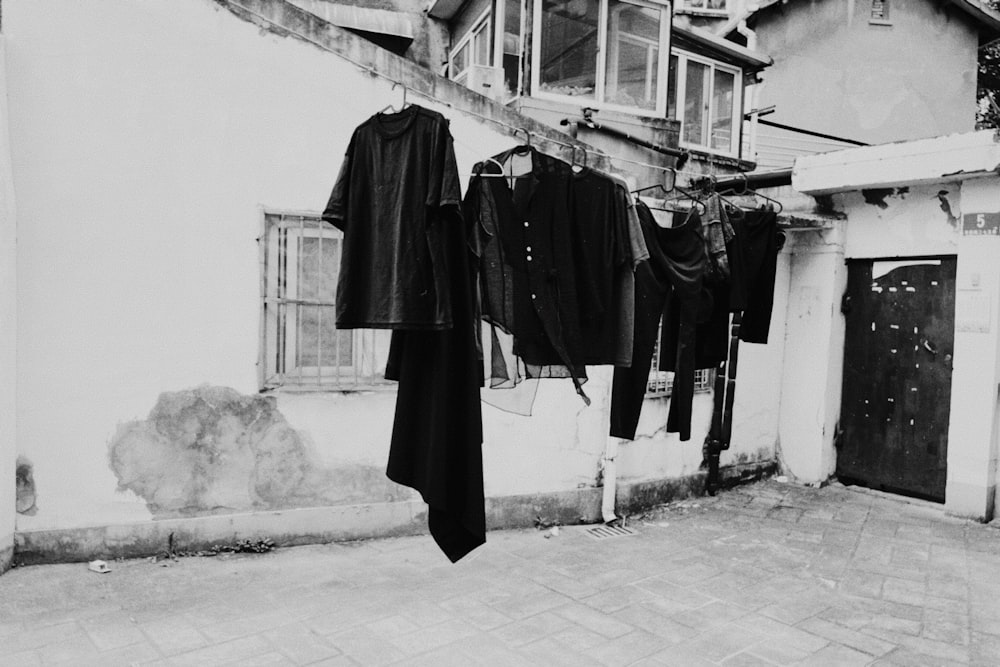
[108,385,409,518]
[935,190,959,227]
[16,456,37,515]
[861,188,896,209]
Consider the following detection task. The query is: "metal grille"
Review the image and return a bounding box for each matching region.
[646,317,713,397]
[586,524,638,540]
[260,212,390,390]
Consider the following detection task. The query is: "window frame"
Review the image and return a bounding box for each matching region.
[677,0,728,15]
[669,48,743,157]
[530,0,673,116]
[869,0,891,25]
[258,209,391,392]
[449,10,493,87]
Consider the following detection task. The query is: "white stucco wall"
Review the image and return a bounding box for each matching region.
[945,178,1000,519]
[6,0,781,536]
[0,36,17,564]
[754,0,979,146]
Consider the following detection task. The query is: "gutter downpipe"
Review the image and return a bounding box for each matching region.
[601,437,623,523]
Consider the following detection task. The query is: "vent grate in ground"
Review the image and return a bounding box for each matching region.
[585,524,638,540]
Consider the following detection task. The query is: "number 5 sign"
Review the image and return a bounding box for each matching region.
[962,212,1000,235]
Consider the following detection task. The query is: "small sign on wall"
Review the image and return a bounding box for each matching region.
[956,289,992,333]
[962,212,1000,236]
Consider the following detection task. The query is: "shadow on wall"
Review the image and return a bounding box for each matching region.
[108,385,411,518]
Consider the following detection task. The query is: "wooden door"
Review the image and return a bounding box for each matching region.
[837,257,956,502]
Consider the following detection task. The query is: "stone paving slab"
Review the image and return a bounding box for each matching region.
[1,480,999,665]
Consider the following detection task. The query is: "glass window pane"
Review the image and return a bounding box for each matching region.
[503,0,522,98]
[539,0,599,99]
[298,306,353,368]
[604,1,660,110]
[474,25,490,66]
[707,0,726,9]
[453,42,469,77]
[710,68,735,151]
[667,54,677,119]
[683,60,709,145]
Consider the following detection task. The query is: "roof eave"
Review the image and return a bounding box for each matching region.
[673,24,773,70]
[792,130,1000,196]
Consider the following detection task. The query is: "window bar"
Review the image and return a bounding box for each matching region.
[297,215,304,385]
[317,219,323,386]
[277,224,287,381]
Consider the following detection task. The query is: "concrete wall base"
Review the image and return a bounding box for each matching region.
[14,459,776,566]
[945,481,996,522]
[0,541,12,573]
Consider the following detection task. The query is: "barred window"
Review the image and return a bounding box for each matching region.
[645,318,714,397]
[259,212,391,390]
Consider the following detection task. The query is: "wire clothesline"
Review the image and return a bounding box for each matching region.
[228,0,722,185]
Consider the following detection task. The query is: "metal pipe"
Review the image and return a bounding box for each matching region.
[560,116,690,168]
[693,167,794,193]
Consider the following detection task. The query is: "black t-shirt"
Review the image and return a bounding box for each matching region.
[322,105,462,329]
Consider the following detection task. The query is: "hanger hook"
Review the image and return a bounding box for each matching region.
[514,127,532,147]
[665,167,677,192]
[392,81,407,107]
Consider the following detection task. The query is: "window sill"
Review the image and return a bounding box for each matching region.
[260,383,398,395]
[674,8,729,18]
[684,147,757,172]
[868,18,892,26]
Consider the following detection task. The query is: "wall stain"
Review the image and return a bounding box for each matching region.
[861,187,908,209]
[108,385,409,518]
[935,189,959,227]
[16,456,37,515]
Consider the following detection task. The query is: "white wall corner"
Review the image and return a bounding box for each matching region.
[0,34,17,572]
[777,224,846,483]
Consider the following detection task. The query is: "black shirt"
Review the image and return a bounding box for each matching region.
[322,105,462,329]
[466,147,588,397]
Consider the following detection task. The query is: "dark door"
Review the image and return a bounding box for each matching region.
[837,257,956,502]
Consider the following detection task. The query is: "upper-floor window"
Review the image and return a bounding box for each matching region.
[450,12,492,87]
[533,0,672,114]
[870,0,890,23]
[678,0,727,13]
[668,50,741,156]
[260,212,390,391]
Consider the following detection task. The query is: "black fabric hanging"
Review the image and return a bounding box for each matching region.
[610,201,706,442]
[323,105,485,562]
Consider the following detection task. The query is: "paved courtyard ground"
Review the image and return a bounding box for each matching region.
[1,479,999,666]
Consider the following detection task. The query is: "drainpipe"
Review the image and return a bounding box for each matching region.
[735,18,760,162]
[601,437,622,523]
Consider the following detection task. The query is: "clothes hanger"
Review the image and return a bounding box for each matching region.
[512,127,532,154]
[718,172,784,214]
[633,168,706,214]
[570,145,586,173]
[378,82,410,115]
[471,156,531,179]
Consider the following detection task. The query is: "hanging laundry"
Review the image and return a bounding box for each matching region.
[323,105,485,563]
[736,207,783,344]
[665,197,747,370]
[322,105,463,329]
[701,193,736,284]
[571,168,643,366]
[610,201,706,442]
[466,146,590,404]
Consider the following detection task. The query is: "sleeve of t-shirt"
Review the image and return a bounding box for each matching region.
[427,119,463,209]
[321,134,355,232]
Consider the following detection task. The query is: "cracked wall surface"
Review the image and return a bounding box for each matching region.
[108,385,409,518]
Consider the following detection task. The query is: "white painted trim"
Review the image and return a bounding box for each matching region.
[793,130,1000,195]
